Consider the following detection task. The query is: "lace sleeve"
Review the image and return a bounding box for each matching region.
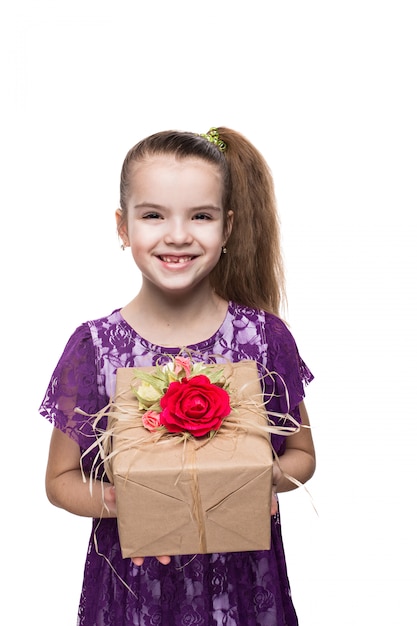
[264,313,314,454]
[39,323,106,451]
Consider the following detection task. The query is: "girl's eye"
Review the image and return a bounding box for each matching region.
[193,213,212,220]
[143,212,162,219]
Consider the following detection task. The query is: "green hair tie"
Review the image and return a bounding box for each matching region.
[200,127,227,152]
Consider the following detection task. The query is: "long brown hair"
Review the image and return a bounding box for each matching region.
[118,127,286,316]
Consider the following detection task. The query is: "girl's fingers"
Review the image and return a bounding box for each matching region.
[131,555,171,566]
[271,492,278,516]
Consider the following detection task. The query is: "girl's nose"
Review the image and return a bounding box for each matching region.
[163,219,193,245]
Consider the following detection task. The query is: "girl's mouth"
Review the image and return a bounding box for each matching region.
[159,256,194,264]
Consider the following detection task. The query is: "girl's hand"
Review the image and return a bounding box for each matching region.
[271,457,283,515]
[131,555,171,566]
[103,485,117,516]
[272,458,283,489]
[271,492,278,516]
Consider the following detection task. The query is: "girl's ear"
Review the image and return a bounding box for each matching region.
[224,210,234,243]
[115,209,129,247]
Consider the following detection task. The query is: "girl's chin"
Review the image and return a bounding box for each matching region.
[143,278,212,298]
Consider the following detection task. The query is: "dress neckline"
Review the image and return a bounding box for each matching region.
[114,301,235,355]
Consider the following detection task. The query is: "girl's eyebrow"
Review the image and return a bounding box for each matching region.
[133,202,222,212]
[133,202,164,210]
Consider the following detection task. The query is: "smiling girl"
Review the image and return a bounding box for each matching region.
[40,127,315,626]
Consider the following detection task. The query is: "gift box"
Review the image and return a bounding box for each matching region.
[107,360,273,557]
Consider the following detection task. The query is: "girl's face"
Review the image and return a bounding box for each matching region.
[117,155,232,298]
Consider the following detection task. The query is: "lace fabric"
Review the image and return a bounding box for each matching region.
[39,302,313,626]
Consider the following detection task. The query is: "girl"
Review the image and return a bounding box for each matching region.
[40,127,316,626]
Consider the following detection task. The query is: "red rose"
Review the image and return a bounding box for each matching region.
[159,375,231,437]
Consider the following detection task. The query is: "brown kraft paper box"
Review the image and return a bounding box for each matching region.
[107,359,273,558]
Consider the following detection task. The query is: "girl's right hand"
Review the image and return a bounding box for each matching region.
[103,485,118,516]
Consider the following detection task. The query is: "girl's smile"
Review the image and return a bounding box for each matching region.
[159,256,194,263]
[158,255,195,268]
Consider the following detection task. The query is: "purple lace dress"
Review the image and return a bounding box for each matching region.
[39,302,313,626]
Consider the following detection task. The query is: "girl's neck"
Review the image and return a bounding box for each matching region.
[121,283,229,348]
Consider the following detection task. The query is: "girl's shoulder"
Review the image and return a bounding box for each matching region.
[85,308,123,331]
[262,309,314,389]
[66,308,123,336]
[53,309,127,368]
[229,301,295,345]
[263,310,298,347]
[228,303,309,370]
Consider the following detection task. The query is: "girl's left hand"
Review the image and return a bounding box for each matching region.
[271,457,283,515]
[271,492,278,516]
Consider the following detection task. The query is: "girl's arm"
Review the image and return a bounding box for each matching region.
[273,400,316,493]
[45,427,116,518]
[45,427,171,565]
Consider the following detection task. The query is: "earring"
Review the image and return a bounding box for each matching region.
[121,243,126,251]
[222,246,227,254]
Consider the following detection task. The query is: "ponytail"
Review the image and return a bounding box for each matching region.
[209,127,286,316]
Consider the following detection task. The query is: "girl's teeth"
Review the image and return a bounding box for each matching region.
[162,256,191,263]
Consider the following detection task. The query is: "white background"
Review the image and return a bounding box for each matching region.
[2,1,416,624]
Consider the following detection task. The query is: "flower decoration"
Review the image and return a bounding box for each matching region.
[131,356,232,438]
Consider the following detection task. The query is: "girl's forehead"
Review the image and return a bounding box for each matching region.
[127,154,224,206]
[130,154,222,178]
